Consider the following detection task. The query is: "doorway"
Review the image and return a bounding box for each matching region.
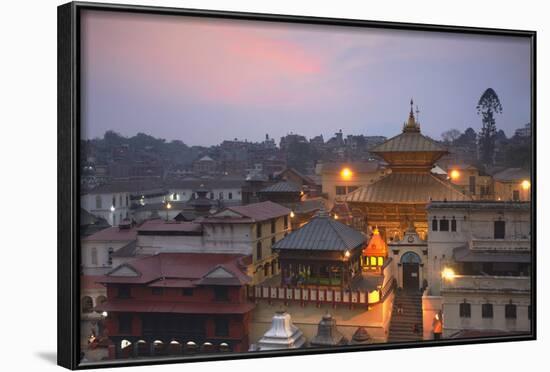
[400,251,421,292]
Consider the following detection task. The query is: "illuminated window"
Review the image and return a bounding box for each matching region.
[370,257,377,266]
[378,257,384,266]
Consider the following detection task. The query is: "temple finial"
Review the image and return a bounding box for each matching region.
[403,98,420,133]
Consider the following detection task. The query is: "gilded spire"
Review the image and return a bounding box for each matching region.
[403,98,420,133]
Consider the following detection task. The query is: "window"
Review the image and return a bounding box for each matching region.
[459,302,471,318]
[377,257,384,266]
[439,218,449,231]
[256,223,262,238]
[494,220,506,239]
[505,303,517,319]
[117,286,131,299]
[451,217,457,232]
[284,215,289,229]
[81,296,93,313]
[347,186,358,193]
[108,247,114,265]
[112,196,116,207]
[91,247,98,265]
[126,195,129,206]
[152,288,163,296]
[256,241,262,260]
[271,219,276,234]
[119,195,122,207]
[182,288,194,296]
[214,287,229,301]
[215,319,229,337]
[95,195,102,209]
[228,192,233,200]
[335,186,347,195]
[271,237,276,245]
[513,190,520,201]
[219,192,224,200]
[469,175,476,194]
[482,303,493,318]
[432,218,438,231]
[210,192,214,199]
[118,314,132,333]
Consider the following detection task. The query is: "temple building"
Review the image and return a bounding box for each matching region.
[96,253,254,358]
[346,100,470,241]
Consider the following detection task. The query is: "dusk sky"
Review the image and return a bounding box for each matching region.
[81,10,531,146]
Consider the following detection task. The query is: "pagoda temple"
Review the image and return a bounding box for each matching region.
[346,100,470,241]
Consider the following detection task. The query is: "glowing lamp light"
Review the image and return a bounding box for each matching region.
[334,214,339,220]
[441,267,456,280]
[101,311,108,317]
[344,250,351,258]
[340,167,353,180]
[110,205,115,212]
[449,169,460,181]
[166,202,172,209]
[290,211,295,218]
[521,180,531,190]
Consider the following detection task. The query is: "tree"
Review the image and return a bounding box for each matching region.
[441,129,461,144]
[476,88,503,166]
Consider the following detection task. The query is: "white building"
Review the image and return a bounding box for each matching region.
[422,201,531,339]
[165,178,244,203]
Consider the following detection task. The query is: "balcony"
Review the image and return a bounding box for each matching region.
[441,275,530,294]
[469,238,530,252]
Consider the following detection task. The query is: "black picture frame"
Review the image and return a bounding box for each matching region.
[58,1,537,370]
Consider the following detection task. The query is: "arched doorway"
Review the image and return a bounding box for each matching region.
[400,251,421,292]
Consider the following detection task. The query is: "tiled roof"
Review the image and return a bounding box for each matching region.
[453,245,531,263]
[99,253,250,286]
[427,201,530,210]
[111,241,137,258]
[492,168,530,182]
[82,226,138,242]
[260,181,301,193]
[370,132,447,153]
[321,161,381,174]
[227,201,291,221]
[345,173,469,204]
[137,219,202,233]
[292,198,327,214]
[273,215,365,251]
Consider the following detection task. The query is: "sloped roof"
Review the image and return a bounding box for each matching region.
[370,132,447,154]
[362,229,387,256]
[273,215,365,251]
[260,181,301,193]
[98,253,250,286]
[85,179,166,195]
[345,173,470,204]
[321,161,381,174]
[492,168,530,182]
[226,201,291,221]
[82,226,138,242]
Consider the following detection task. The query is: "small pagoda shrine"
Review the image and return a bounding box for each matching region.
[310,313,348,347]
[350,327,372,345]
[254,311,306,351]
[361,228,388,273]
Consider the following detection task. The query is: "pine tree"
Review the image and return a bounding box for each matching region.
[476,88,503,166]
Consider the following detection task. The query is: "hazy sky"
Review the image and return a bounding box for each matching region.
[81,10,531,146]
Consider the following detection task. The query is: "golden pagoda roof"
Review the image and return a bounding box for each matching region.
[362,228,388,256]
[345,173,470,204]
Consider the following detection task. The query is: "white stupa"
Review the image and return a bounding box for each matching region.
[254,311,306,351]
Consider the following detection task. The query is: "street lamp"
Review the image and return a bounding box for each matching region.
[165,202,172,221]
[110,205,115,212]
[449,169,460,181]
[340,167,352,180]
[441,267,455,280]
[521,179,531,190]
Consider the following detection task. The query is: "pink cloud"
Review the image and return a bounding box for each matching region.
[81,11,334,106]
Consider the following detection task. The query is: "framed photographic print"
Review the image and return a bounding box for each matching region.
[57,1,536,369]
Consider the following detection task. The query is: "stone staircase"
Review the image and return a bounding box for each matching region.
[388,291,423,343]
